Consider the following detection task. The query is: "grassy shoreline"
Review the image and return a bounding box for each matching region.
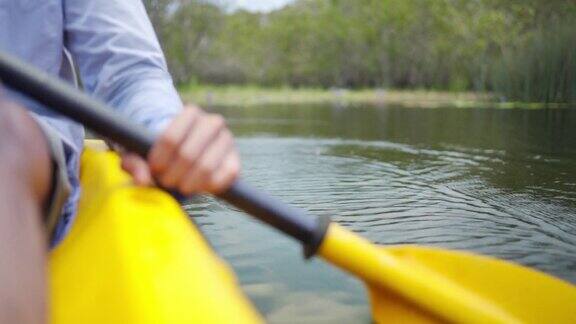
[178,85,571,109]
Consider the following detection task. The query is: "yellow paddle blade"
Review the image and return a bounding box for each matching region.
[319,224,576,324]
[49,147,262,323]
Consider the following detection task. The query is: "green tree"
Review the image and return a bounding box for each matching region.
[147,0,576,103]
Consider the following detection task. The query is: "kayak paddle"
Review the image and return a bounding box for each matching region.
[1,51,576,323]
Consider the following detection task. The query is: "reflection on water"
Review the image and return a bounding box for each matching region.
[185,104,576,323]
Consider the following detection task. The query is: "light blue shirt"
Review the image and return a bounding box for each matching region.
[0,0,183,244]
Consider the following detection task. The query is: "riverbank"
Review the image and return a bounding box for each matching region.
[178,85,568,109]
[179,85,489,108]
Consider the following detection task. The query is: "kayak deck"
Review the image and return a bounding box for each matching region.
[49,145,261,323]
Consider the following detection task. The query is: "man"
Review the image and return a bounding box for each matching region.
[0,0,239,322]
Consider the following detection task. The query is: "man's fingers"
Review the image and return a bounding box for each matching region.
[177,129,234,194]
[121,153,153,186]
[148,107,200,174]
[158,113,226,189]
[181,113,226,162]
[208,152,241,194]
[146,106,240,195]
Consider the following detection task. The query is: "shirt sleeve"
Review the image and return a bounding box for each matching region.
[63,0,182,134]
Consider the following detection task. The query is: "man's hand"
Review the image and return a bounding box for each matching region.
[120,105,240,195]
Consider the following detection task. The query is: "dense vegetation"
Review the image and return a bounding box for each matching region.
[144,0,576,103]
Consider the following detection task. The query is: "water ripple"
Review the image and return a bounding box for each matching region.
[185,135,576,323]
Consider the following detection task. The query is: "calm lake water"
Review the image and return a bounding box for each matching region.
[184,104,576,323]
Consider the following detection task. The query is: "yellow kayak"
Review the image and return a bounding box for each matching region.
[49,143,262,323]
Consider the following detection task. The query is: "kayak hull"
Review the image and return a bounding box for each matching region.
[49,146,261,323]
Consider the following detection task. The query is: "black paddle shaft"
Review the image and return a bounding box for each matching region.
[0,51,328,258]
